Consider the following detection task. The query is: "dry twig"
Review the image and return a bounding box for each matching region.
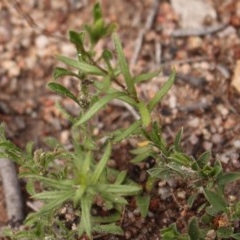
[161,56,210,67]
[172,22,228,37]
[130,0,160,68]
[178,101,212,112]
[0,159,24,224]
[7,0,69,42]
[162,67,206,88]
[110,99,140,120]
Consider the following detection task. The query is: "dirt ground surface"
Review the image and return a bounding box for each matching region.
[1,0,240,239]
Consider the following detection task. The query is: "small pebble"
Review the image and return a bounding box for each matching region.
[200,61,210,70]
[181,63,191,74]
[147,211,154,218]
[2,60,20,77]
[203,141,213,151]
[233,140,240,149]
[177,191,186,199]
[229,195,236,202]
[60,130,70,145]
[202,129,211,140]
[125,230,132,239]
[35,35,49,49]
[158,180,167,187]
[214,117,222,126]
[205,229,217,240]
[0,26,11,43]
[187,36,202,50]
[14,116,26,130]
[218,154,229,164]
[211,133,222,144]
[0,102,10,114]
[188,118,200,128]
[158,187,171,200]
[61,43,76,56]
[224,117,236,130]
[107,159,116,168]
[127,212,135,221]
[169,95,177,109]
[217,104,229,116]
[167,178,177,188]
[233,159,240,168]
[189,134,199,145]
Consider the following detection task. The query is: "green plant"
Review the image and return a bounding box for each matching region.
[139,126,240,239]
[0,2,174,239]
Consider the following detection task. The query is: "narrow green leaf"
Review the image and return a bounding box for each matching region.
[116,94,138,107]
[197,151,211,169]
[57,55,105,75]
[92,142,111,184]
[102,49,113,61]
[147,166,170,179]
[73,186,86,206]
[55,101,76,123]
[144,122,168,156]
[133,69,161,83]
[231,233,240,239]
[188,217,201,240]
[138,101,151,126]
[103,184,141,195]
[44,136,62,149]
[217,172,240,186]
[169,151,193,167]
[131,151,153,163]
[136,195,150,218]
[82,151,92,174]
[53,67,79,79]
[26,175,73,190]
[94,81,138,107]
[166,162,189,177]
[93,2,102,21]
[145,175,158,192]
[35,191,74,214]
[81,196,92,238]
[93,223,123,235]
[47,82,79,104]
[0,142,21,153]
[113,33,137,99]
[75,92,125,126]
[113,120,141,143]
[69,30,85,47]
[25,179,35,195]
[212,160,223,178]
[92,212,121,224]
[203,189,228,212]
[25,141,34,156]
[114,170,127,184]
[33,190,73,200]
[187,193,198,208]
[100,192,127,205]
[148,70,175,111]
[130,145,152,155]
[174,127,183,151]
